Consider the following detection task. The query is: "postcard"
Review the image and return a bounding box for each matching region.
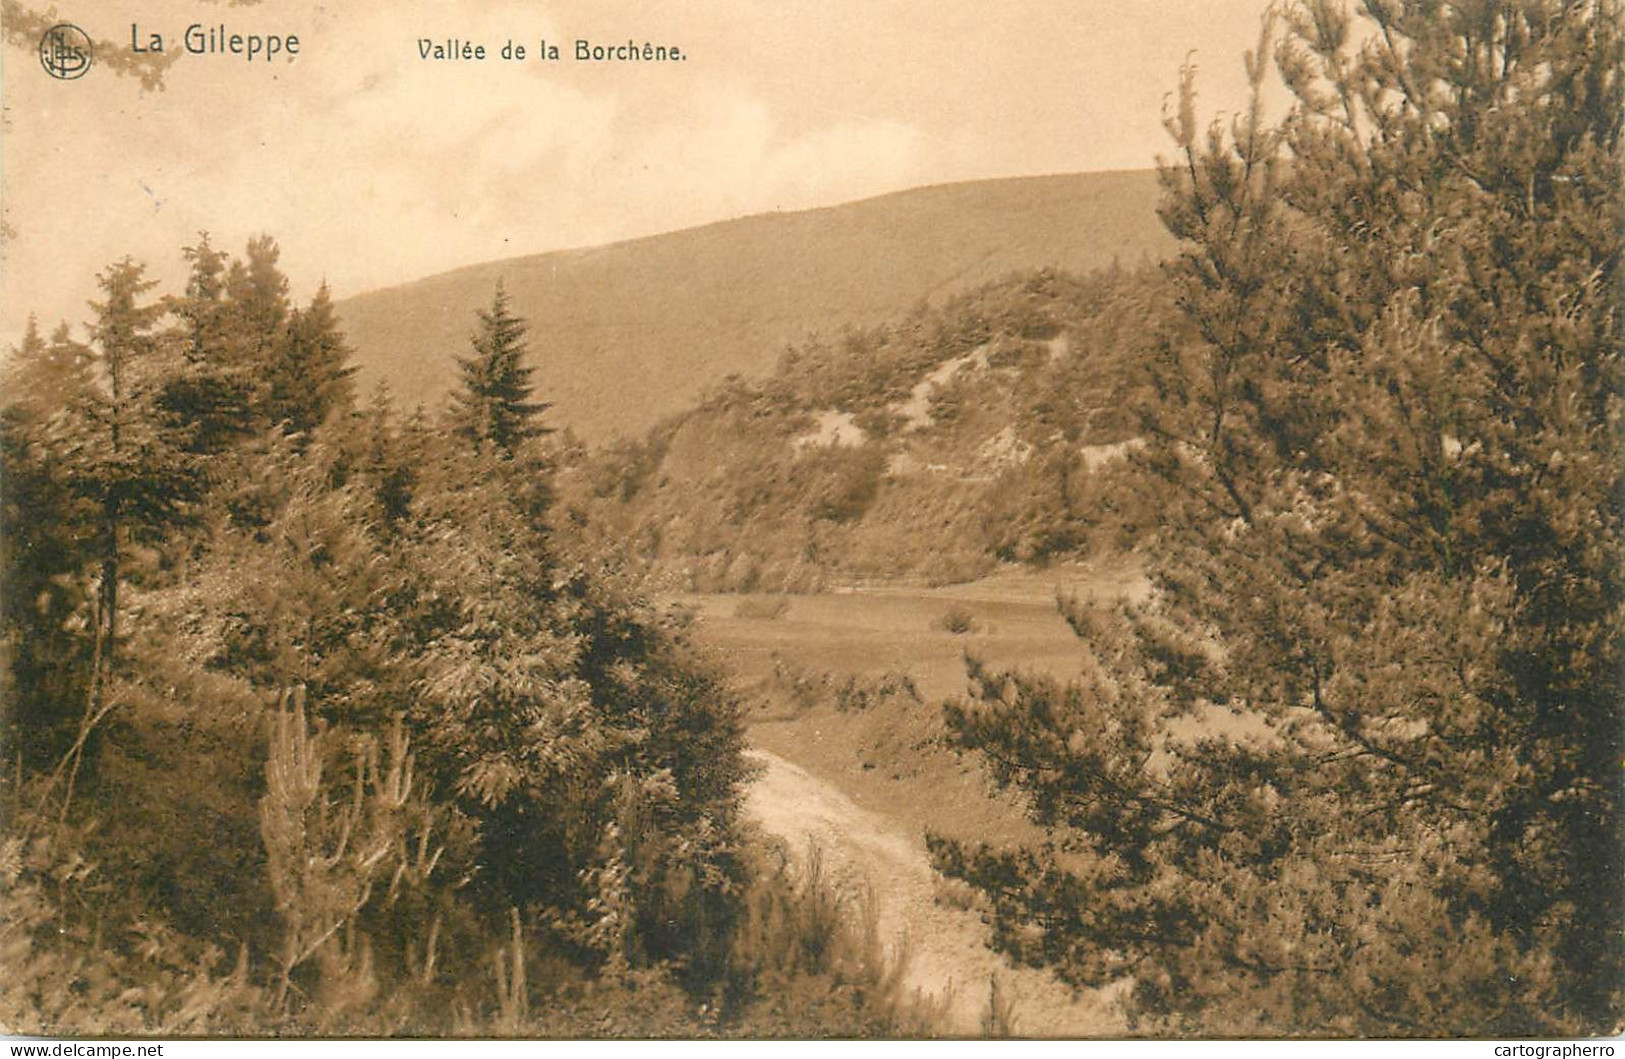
[2,0,1620,1045]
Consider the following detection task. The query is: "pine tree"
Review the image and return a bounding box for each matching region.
[448,282,550,458]
[932,0,1623,1036]
[47,259,200,808]
[1,317,97,763]
[265,282,358,437]
[2,317,95,420]
[160,233,257,453]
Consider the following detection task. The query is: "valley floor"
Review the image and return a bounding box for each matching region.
[677,559,1148,1035]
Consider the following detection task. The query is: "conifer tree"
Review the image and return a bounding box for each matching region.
[1,318,97,762]
[932,0,1623,1036]
[160,233,256,453]
[3,317,95,420]
[217,234,294,430]
[225,234,291,367]
[172,233,230,361]
[265,282,358,437]
[448,282,550,458]
[55,260,199,773]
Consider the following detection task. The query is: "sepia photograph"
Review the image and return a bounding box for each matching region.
[1,0,1621,1043]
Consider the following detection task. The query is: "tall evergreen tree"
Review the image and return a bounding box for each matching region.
[3,317,95,419]
[160,233,257,454]
[218,234,294,431]
[932,0,1623,1036]
[52,260,200,783]
[360,382,415,529]
[1,317,97,763]
[448,282,550,458]
[172,233,230,362]
[265,282,358,437]
[225,234,291,368]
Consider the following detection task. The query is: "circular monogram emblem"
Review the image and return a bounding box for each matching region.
[39,23,93,80]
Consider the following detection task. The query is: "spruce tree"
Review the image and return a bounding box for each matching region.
[160,234,257,453]
[55,260,199,780]
[218,234,293,428]
[172,233,230,361]
[1,317,97,763]
[265,282,358,437]
[448,281,549,458]
[361,382,415,529]
[225,234,291,366]
[2,317,95,421]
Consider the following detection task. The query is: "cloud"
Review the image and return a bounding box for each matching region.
[3,0,938,341]
[589,85,930,228]
[1,0,1273,344]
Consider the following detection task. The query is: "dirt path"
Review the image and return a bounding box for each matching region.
[742,748,1127,1037]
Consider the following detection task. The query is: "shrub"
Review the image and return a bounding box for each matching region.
[833,671,921,714]
[721,840,941,1037]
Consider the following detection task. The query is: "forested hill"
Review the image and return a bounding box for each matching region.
[336,169,1174,441]
[557,264,1173,590]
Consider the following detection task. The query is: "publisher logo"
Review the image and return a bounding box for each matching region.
[39,23,93,80]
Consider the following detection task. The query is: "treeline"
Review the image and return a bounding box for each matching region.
[559,265,1172,591]
[0,241,928,1035]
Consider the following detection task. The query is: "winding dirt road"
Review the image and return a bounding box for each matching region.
[742,748,1127,1037]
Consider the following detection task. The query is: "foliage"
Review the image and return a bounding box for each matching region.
[832,671,921,715]
[932,0,1623,1036]
[557,267,1168,590]
[720,840,940,1037]
[1,322,97,762]
[161,234,261,455]
[449,281,551,458]
[259,689,421,1009]
[265,283,358,438]
[0,0,177,87]
[1,238,933,1038]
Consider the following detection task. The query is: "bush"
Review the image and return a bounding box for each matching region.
[833,671,921,714]
[0,683,941,1037]
[806,447,886,525]
[0,234,950,1040]
[721,840,943,1037]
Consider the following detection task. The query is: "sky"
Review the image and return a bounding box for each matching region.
[1,0,1276,346]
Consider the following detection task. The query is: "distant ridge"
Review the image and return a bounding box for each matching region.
[336,169,1175,441]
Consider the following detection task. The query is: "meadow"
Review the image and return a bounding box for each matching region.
[676,559,1148,1033]
[679,560,1145,702]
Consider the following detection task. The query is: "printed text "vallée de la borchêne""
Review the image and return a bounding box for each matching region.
[418,38,686,62]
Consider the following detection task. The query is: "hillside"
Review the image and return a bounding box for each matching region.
[336,169,1174,441]
[555,265,1174,590]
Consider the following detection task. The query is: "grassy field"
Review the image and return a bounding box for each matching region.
[676,558,1147,849]
[675,558,1147,1032]
[679,560,1146,699]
